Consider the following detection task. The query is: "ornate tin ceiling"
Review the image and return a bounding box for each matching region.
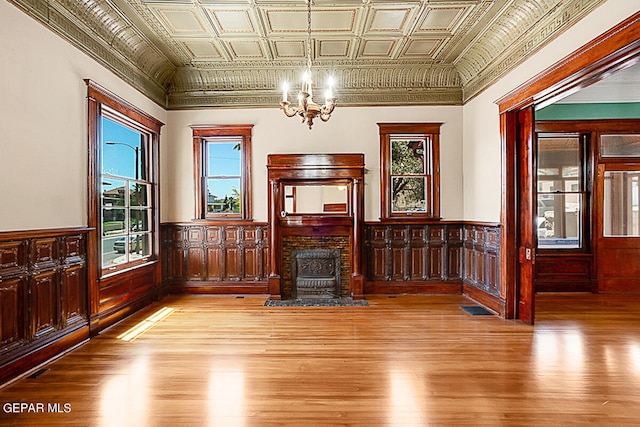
[9,0,605,109]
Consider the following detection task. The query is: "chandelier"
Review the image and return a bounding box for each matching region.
[279,0,336,129]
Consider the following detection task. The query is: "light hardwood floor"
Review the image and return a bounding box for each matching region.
[2,293,640,426]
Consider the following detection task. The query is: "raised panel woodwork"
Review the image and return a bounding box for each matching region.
[0,241,27,277]
[243,247,259,280]
[206,246,223,280]
[0,227,90,385]
[206,227,221,243]
[30,270,59,339]
[369,246,386,281]
[0,276,27,352]
[61,264,86,325]
[162,223,269,293]
[410,246,425,280]
[427,246,443,279]
[429,226,444,242]
[448,246,462,280]
[535,255,593,292]
[31,238,59,271]
[225,247,241,280]
[187,247,205,279]
[390,247,405,280]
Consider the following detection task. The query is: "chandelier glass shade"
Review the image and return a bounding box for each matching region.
[279,0,336,129]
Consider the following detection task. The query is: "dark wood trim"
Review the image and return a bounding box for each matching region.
[86,80,163,335]
[536,119,640,133]
[364,281,462,295]
[463,284,505,317]
[0,227,91,240]
[167,282,269,295]
[500,111,518,319]
[378,123,442,221]
[496,12,640,113]
[191,125,254,220]
[0,229,90,384]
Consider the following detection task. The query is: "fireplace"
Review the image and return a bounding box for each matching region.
[267,154,365,300]
[292,249,340,298]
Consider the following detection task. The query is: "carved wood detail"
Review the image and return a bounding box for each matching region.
[161,222,269,294]
[0,228,90,384]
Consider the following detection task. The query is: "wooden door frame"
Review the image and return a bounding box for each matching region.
[496,12,640,323]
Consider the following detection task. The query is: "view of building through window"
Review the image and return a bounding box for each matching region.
[101,115,152,268]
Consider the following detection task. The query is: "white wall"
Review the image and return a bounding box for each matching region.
[164,105,463,223]
[462,0,640,222]
[0,0,166,232]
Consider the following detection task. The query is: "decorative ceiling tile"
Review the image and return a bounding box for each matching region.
[420,8,464,31]
[150,6,210,36]
[361,40,396,57]
[6,0,610,108]
[183,41,223,60]
[318,40,350,58]
[368,8,411,32]
[273,40,305,58]
[402,39,441,57]
[207,9,255,33]
[228,40,264,58]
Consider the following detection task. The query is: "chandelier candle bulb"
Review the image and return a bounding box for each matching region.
[282,82,288,103]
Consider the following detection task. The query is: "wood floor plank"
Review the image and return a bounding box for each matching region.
[1,294,640,426]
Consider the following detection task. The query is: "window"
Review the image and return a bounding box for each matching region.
[535,134,587,249]
[600,134,640,236]
[87,80,162,274]
[192,125,253,219]
[378,123,441,220]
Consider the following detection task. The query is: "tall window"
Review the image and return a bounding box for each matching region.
[536,134,587,249]
[87,80,162,274]
[378,123,441,220]
[192,125,253,219]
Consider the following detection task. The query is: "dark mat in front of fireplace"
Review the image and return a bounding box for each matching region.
[264,297,368,307]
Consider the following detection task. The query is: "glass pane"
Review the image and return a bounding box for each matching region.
[130,182,149,207]
[207,178,241,214]
[537,168,559,176]
[603,171,640,236]
[130,209,150,232]
[207,141,241,176]
[102,235,127,267]
[537,194,582,248]
[283,185,348,214]
[102,178,126,207]
[102,116,147,180]
[102,208,126,237]
[391,177,426,212]
[538,137,579,175]
[601,134,640,157]
[391,139,425,175]
[130,233,152,259]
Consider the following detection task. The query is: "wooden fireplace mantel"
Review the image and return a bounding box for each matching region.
[267,153,365,300]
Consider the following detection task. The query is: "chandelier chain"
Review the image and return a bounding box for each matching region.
[307,0,312,72]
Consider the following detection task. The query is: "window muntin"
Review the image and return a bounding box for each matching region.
[192,125,253,220]
[101,114,153,269]
[379,123,441,220]
[536,136,585,249]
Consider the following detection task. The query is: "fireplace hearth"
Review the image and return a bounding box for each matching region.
[292,249,340,298]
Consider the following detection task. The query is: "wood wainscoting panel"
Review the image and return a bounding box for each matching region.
[535,255,593,292]
[161,222,269,294]
[364,223,465,294]
[0,228,90,385]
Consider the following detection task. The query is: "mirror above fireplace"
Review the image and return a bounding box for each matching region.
[284,184,348,214]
